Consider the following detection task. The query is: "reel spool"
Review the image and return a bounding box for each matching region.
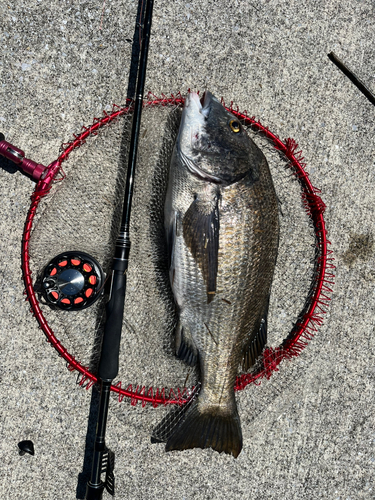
[41,251,104,310]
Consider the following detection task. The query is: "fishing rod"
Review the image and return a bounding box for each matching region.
[85,0,154,498]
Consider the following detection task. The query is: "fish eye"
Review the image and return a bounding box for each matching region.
[229,120,241,133]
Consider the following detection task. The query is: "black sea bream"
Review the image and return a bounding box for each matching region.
[164,91,279,457]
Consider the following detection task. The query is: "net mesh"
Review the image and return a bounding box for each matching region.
[25,95,330,436]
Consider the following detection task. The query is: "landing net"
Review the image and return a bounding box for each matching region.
[22,94,334,421]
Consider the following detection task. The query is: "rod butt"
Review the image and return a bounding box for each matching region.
[85,481,105,500]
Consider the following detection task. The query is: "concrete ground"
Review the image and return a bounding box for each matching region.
[0,0,374,499]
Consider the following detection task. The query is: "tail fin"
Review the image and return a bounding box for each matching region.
[165,398,242,458]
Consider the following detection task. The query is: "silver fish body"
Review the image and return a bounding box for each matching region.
[164,92,279,457]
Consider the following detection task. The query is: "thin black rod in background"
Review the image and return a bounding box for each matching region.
[85,1,154,499]
[328,51,375,107]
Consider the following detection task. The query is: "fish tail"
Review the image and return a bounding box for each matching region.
[165,397,242,458]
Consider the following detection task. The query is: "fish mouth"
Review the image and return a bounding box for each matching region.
[199,91,211,118]
[183,91,212,119]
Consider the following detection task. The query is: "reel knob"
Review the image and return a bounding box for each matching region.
[41,251,104,310]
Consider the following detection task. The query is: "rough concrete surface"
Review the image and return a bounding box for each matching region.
[0,1,374,499]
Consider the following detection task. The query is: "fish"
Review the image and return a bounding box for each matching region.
[163,91,279,458]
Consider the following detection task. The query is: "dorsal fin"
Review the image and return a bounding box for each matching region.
[242,296,269,372]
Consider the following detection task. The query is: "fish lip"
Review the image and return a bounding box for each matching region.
[185,92,203,113]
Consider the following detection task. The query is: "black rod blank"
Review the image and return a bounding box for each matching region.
[98,0,154,383]
[328,51,375,107]
[85,1,154,498]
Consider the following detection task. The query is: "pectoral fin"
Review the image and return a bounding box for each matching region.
[182,197,219,304]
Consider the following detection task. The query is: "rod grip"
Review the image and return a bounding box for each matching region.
[98,270,126,380]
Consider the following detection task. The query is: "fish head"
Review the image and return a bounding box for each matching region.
[177,91,261,185]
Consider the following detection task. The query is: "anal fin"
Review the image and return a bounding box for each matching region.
[175,322,198,367]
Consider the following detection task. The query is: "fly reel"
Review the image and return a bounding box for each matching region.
[41,251,104,310]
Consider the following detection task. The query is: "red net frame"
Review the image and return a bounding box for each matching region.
[21,93,334,408]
